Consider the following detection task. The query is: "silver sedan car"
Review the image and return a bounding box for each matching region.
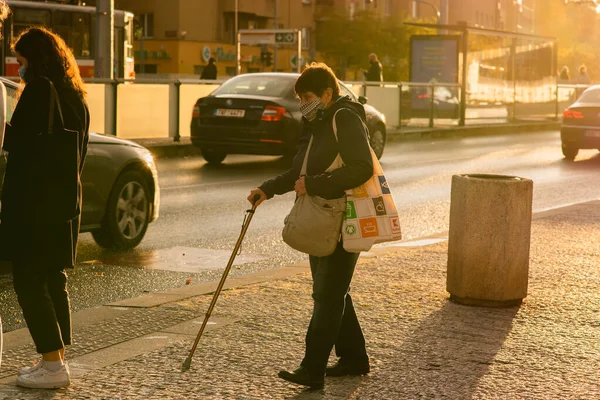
[1,77,160,250]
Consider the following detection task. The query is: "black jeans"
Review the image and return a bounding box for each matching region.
[301,241,368,376]
[12,259,72,354]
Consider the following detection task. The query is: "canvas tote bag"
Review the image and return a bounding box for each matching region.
[331,109,402,253]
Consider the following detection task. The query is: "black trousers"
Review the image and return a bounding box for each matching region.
[301,241,368,376]
[12,259,72,354]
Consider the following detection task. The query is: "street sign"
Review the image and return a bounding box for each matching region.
[240,33,275,45]
[239,29,298,45]
[290,54,305,69]
[276,32,296,44]
[202,46,211,62]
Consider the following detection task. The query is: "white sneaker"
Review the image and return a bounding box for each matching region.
[16,364,71,389]
[18,358,44,376]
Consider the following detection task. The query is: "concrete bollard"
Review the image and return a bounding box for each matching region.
[446,174,533,307]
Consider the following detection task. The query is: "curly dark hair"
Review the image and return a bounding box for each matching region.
[0,1,8,23]
[12,27,86,97]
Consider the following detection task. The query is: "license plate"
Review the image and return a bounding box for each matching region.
[584,130,600,137]
[215,109,245,118]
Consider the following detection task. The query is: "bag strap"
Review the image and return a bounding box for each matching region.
[300,134,314,176]
[43,78,67,135]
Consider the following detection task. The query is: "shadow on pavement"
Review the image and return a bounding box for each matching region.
[283,379,363,400]
[373,301,518,398]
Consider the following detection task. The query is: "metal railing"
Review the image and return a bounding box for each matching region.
[62,78,584,141]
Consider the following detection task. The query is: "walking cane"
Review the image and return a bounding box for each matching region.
[181,194,261,372]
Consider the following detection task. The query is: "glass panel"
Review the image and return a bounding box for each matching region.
[212,75,294,97]
[53,11,91,58]
[578,89,600,103]
[12,8,51,38]
[5,83,17,123]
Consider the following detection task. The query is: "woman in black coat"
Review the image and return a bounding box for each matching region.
[248,63,373,389]
[0,27,89,389]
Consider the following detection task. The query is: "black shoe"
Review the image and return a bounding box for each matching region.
[326,360,370,377]
[278,366,324,389]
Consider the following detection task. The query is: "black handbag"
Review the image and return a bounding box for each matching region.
[31,79,82,223]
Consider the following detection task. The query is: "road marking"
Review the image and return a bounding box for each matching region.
[377,237,448,248]
[161,179,252,191]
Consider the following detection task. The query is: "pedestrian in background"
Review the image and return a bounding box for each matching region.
[248,62,372,389]
[0,27,90,389]
[575,64,591,98]
[558,66,570,83]
[201,57,218,80]
[364,53,383,82]
[576,64,591,85]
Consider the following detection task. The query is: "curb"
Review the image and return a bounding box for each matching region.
[133,121,561,159]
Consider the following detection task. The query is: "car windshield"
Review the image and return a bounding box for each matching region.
[213,76,294,98]
[578,89,600,103]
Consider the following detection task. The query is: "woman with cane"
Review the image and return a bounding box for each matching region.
[248,63,373,389]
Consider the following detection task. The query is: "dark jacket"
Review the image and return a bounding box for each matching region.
[201,62,217,80]
[366,61,383,82]
[259,97,373,200]
[0,78,90,269]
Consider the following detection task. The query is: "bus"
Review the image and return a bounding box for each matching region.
[2,1,134,79]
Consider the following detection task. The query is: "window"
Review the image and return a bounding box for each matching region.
[5,84,17,123]
[338,82,357,101]
[12,8,51,40]
[301,27,310,50]
[53,11,91,58]
[138,13,154,38]
[213,75,295,97]
[134,64,157,74]
[578,89,600,103]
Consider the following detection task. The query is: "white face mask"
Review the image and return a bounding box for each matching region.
[299,98,324,121]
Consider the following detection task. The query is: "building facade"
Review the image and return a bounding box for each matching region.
[112,0,536,77]
[115,0,317,77]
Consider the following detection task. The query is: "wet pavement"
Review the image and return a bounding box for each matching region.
[1,200,599,399]
[4,130,600,335]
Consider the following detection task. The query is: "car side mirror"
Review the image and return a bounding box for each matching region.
[358,95,368,105]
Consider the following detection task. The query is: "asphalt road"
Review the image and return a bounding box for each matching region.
[2,130,600,332]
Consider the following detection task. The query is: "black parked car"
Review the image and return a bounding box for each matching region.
[561,85,600,160]
[190,73,387,164]
[1,78,160,250]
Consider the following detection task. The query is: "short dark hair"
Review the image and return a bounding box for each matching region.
[294,62,340,99]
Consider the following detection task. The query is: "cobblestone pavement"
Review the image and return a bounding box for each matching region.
[1,202,599,399]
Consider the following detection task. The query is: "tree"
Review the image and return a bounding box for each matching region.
[535,0,600,81]
[315,7,434,81]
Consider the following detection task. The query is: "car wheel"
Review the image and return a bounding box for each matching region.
[561,143,579,160]
[370,124,386,159]
[201,148,227,164]
[92,170,151,250]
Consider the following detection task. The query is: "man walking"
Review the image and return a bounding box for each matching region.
[201,57,218,80]
[364,53,383,82]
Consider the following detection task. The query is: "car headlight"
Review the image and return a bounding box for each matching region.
[141,150,155,168]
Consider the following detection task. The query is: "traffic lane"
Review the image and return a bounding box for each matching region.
[76,130,600,259]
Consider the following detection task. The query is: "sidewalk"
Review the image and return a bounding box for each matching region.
[1,201,599,399]
[133,120,561,159]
